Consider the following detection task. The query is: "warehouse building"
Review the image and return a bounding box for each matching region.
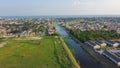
[95,40,107,47]
[85,41,100,49]
[102,51,120,66]
[105,40,119,47]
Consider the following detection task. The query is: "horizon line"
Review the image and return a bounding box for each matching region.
[1,15,120,16]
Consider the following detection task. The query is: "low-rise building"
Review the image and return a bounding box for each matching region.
[85,41,100,49]
[105,40,119,47]
[102,51,120,67]
[95,40,107,47]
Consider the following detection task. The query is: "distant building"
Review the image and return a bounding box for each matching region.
[117,28,120,34]
[0,26,7,37]
[47,22,55,35]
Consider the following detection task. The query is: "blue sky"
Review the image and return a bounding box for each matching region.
[0,0,120,16]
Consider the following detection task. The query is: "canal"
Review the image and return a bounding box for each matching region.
[55,24,102,68]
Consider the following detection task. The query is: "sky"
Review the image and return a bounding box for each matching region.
[0,0,120,16]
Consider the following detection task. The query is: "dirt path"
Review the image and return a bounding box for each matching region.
[0,41,7,48]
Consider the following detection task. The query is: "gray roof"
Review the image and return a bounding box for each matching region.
[85,41,97,47]
[102,51,120,63]
[95,40,103,45]
[105,40,115,46]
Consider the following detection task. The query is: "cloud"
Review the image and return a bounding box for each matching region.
[73,0,95,7]
[73,0,81,6]
[72,0,119,15]
[105,0,120,9]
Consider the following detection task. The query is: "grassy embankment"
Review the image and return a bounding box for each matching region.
[0,38,4,43]
[0,36,80,68]
[54,36,80,68]
[59,37,80,68]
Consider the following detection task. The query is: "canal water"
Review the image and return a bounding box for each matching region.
[55,24,102,68]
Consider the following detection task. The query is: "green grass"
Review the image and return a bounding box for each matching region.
[0,38,4,43]
[55,37,76,68]
[0,36,78,68]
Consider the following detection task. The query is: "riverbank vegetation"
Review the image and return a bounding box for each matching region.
[59,37,80,68]
[0,38,5,43]
[0,38,3,42]
[69,29,120,42]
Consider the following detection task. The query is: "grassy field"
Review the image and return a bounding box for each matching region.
[0,36,79,68]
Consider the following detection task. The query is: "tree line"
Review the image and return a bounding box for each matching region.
[69,29,120,42]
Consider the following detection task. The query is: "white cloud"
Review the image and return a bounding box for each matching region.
[73,0,120,14]
[105,0,120,9]
[73,0,95,7]
[73,0,81,6]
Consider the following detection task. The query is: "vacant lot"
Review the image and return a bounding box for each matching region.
[0,36,79,68]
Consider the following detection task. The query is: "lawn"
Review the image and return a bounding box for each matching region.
[0,36,79,68]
